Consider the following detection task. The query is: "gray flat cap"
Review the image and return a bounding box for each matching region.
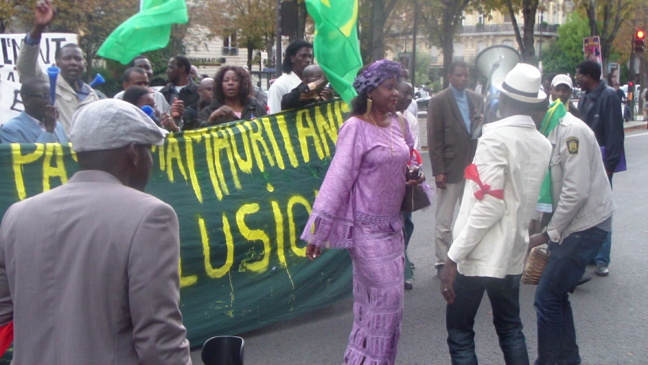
[70,99,168,152]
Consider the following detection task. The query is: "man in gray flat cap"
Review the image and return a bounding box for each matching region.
[0,99,191,364]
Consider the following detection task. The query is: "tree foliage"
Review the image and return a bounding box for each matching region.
[420,0,472,87]
[358,0,398,64]
[0,0,25,33]
[582,0,634,75]
[478,0,540,63]
[542,13,590,75]
[189,0,278,69]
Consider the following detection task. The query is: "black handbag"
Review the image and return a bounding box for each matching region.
[397,114,431,212]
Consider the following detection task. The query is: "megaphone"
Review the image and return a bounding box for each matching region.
[47,66,60,105]
[475,45,521,87]
[141,105,155,118]
[474,45,521,129]
[89,73,105,88]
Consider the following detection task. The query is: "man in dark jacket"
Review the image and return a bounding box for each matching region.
[575,59,625,277]
[160,56,200,130]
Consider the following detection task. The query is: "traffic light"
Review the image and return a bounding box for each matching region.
[635,29,645,53]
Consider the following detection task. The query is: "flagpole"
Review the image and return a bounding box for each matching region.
[275,0,283,78]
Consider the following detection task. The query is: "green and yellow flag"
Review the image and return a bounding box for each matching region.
[305,0,363,104]
[536,100,567,213]
[97,0,188,64]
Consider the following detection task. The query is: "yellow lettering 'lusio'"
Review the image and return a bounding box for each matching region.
[287,195,312,257]
[236,203,271,272]
[200,214,234,278]
[179,257,198,288]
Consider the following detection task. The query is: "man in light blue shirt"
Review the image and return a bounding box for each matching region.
[1,78,68,144]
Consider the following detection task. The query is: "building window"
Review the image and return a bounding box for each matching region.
[223,34,238,56]
[478,13,484,25]
[453,42,465,61]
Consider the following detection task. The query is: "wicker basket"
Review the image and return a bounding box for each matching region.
[521,246,550,285]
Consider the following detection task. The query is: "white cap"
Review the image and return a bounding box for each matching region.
[70,99,168,152]
[551,74,573,89]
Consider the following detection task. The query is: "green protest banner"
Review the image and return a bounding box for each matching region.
[0,99,353,346]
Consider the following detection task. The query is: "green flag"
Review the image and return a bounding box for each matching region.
[536,100,567,213]
[305,0,363,104]
[97,0,188,64]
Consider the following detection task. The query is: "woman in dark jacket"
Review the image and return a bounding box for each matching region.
[198,66,267,126]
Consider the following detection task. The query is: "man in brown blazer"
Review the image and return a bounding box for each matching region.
[0,99,192,364]
[427,61,483,275]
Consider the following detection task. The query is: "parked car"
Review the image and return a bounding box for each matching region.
[415,89,431,111]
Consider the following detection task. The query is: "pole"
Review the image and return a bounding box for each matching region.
[411,0,418,88]
[275,0,283,78]
[629,31,636,120]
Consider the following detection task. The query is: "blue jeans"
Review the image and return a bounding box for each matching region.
[447,273,529,365]
[402,212,414,281]
[534,226,607,365]
[595,175,613,266]
[594,231,611,266]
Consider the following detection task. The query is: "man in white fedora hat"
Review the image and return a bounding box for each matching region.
[440,63,552,364]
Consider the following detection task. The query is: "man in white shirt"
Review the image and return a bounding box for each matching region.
[267,39,313,114]
[441,64,552,364]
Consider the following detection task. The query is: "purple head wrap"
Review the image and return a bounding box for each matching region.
[353,59,402,95]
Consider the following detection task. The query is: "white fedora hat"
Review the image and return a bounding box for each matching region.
[494,63,546,104]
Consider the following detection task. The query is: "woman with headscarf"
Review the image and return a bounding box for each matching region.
[198,65,266,127]
[301,60,429,364]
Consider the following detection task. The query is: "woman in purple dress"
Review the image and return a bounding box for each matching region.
[301,60,427,364]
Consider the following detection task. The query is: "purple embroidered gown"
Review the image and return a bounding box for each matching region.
[301,115,413,365]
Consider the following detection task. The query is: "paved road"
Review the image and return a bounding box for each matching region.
[191,127,648,365]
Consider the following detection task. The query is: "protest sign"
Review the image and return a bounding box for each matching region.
[0,99,353,345]
[0,33,78,123]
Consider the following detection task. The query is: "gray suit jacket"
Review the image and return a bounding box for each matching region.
[0,170,191,364]
[0,111,68,144]
[427,87,483,183]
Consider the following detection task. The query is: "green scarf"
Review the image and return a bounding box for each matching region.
[536,100,567,213]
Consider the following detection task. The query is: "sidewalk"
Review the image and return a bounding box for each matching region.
[624,118,646,131]
[418,114,647,150]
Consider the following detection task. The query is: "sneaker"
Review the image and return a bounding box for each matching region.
[595,263,609,277]
[404,280,414,290]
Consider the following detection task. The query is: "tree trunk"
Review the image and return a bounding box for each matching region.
[296,1,307,40]
[521,0,538,64]
[371,0,387,61]
[441,35,454,88]
[247,43,254,69]
[438,0,470,88]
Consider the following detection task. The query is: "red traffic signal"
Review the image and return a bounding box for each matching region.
[635,29,645,53]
